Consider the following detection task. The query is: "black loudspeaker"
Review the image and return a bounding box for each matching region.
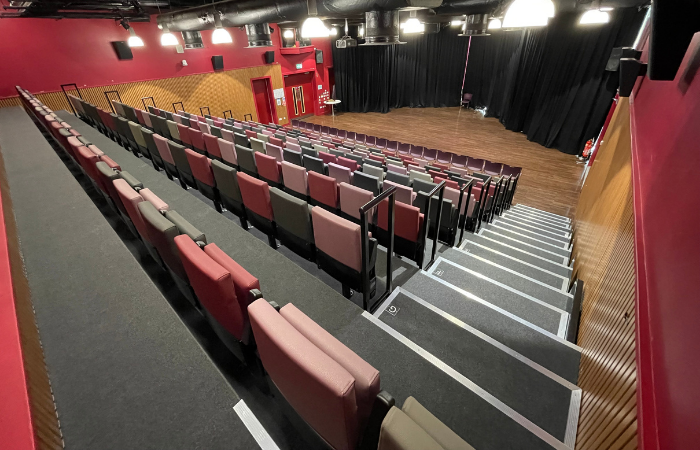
[264,51,275,64]
[315,49,323,64]
[619,59,647,97]
[605,47,642,71]
[111,41,133,60]
[211,55,224,71]
[648,0,700,80]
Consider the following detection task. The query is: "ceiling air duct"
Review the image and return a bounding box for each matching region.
[360,10,405,45]
[459,13,490,36]
[245,23,273,47]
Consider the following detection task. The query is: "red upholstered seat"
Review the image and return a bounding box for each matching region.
[218,138,238,166]
[337,156,359,172]
[203,133,222,159]
[139,188,169,212]
[237,172,274,220]
[433,162,450,171]
[176,123,192,146]
[255,152,281,184]
[113,179,147,237]
[75,145,100,183]
[318,151,337,165]
[383,180,416,205]
[153,133,176,165]
[433,176,460,190]
[100,155,121,170]
[280,303,380,434]
[175,235,246,341]
[281,162,308,196]
[312,207,363,272]
[339,182,373,221]
[308,171,339,210]
[185,148,215,187]
[368,154,384,163]
[269,136,284,148]
[248,299,360,450]
[245,130,257,139]
[189,128,206,154]
[378,199,423,243]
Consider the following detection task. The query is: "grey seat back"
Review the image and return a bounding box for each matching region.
[303,155,327,175]
[141,128,159,157]
[168,141,192,176]
[353,171,381,196]
[236,145,257,175]
[416,192,455,226]
[234,132,250,148]
[211,160,243,203]
[363,164,385,181]
[269,187,314,242]
[250,138,266,153]
[413,178,437,194]
[364,159,382,168]
[344,153,363,165]
[211,126,223,138]
[302,147,319,158]
[386,171,410,186]
[283,148,303,166]
[138,202,184,278]
[330,149,346,158]
[164,210,207,243]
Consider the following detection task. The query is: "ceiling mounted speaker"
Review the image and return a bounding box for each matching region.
[360,10,405,46]
[245,23,273,48]
[459,14,490,36]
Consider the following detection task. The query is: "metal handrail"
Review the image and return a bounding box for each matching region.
[172,101,184,113]
[455,178,475,246]
[223,110,233,120]
[244,113,253,121]
[199,106,210,116]
[60,83,82,116]
[141,97,156,110]
[359,185,397,312]
[104,90,122,114]
[422,180,447,270]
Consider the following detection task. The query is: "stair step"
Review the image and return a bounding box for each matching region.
[513,204,571,223]
[401,272,581,382]
[492,219,571,245]
[478,229,570,264]
[501,213,573,235]
[370,288,580,446]
[496,216,571,240]
[443,248,572,303]
[505,211,572,231]
[485,224,572,251]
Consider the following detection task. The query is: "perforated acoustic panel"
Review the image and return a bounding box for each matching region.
[572,98,637,450]
[1,64,289,125]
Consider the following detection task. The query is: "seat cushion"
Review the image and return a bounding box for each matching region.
[211,160,242,203]
[185,148,215,187]
[311,207,362,272]
[237,172,274,220]
[402,397,474,450]
[139,188,169,212]
[377,407,444,450]
[269,187,314,241]
[248,300,359,450]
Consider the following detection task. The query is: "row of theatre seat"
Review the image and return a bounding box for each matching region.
[70,97,517,271]
[18,87,474,450]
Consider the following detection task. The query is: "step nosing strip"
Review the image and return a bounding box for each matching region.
[513,205,571,222]
[462,235,572,269]
[362,311,576,450]
[494,220,571,242]
[233,400,281,450]
[488,225,569,249]
[498,217,572,238]
[479,230,569,263]
[506,212,573,230]
[450,249,572,296]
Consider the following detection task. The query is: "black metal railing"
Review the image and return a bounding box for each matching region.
[223,110,233,120]
[141,97,156,110]
[359,185,397,313]
[60,83,82,116]
[422,180,447,270]
[199,106,210,117]
[172,101,184,113]
[468,174,491,231]
[243,113,253,121]
[104,90,122,114]
[455,178,475,247]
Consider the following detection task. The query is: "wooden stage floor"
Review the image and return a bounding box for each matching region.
[305,107,585,218]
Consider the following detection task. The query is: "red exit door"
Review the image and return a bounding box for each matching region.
[284,72,315,119]
[252,77,277,125]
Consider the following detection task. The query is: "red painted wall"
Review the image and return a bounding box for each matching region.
[0,17,333,115]
[631,33,700,450]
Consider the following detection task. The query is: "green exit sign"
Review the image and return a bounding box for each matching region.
[296,63,303,69]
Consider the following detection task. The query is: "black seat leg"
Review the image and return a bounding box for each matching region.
[239,216,249,230]
[342,285,353,298]
[267,234,278,249]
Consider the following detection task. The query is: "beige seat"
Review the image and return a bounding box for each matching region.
[378,397,474,450]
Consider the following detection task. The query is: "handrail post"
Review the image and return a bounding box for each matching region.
[244,113,253,121]
[60,83,81,116]
[104,90,122,114]
[431,185,445,263]
[200,106,210,116]
[421,181,446,270]
[456,180,473,246]
[172,101,184,113]
[386,194,395,294]
[360,206,370,311]
[141,96,156,110]
[223,110,233,120]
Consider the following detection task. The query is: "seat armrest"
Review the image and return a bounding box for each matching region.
[249,289,264,304]
[359,390,395,450]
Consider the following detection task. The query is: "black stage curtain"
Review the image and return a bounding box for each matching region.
[333,8,644,154]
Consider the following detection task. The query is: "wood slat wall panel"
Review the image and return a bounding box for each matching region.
[0,142,64,450]
[573,98,637,450]
[1,64,290,125]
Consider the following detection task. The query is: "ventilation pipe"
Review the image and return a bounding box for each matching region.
[156,0,445,32]
[361,10,404,45]
[245,23,274,47]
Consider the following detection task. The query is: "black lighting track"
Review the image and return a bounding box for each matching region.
[60,83,83,116]
[141,96,156,110]
[104,90,122,114]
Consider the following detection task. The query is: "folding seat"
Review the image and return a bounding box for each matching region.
[312,207,377,298]
[383,180,416,205]
[181,115,192,127]
[128,121,152,160]
[412,178,437,195]
[409,170,433,185]
[165,111,175,121]
[386,171,411,186]
[255,152,282,187]
[313,144,329,154]
[188,128,206,154]
[376,198,425,267]
[353,171,381,196]
[113,178,151,243]
[387,163,407,175]
[286,142,301,152]
[74,145,101,187]
[203,133,222,160]
[235,132,250,148]
[436,150,453,165]
[408,144,423,158]
[250,137,266,154]
[283,148,303,166]
[172,114,183,125]
[237,172,277,247]
[264,143,284,163]
[432,163,449,172]
[221,128,235,143]
[273,133,286,142]
[363,163,385,181]
[467,157,485,173]
[269,188,316,260]
[327,162,353,185]
[211,161,247,228]
[501,165,521,207]
[175,234,253,351]
[433,177,461,190]
[302,147,319,159]
[210,126,223,139]
[198,122,211,134]
[205,118,214,126]
[303,155,328,175]
[168,141,197,189]
[365,136,377,147]
[340,154,363,170]
[428,169,443,180]
[329,148,346,159]
[166,120,181,144]
[339,182,374,223]
[387,140,399,152]
[307,171,339,211]
[354,133,367,144]
[416,191,459,245]
[235,145,258,176]
[291,119,300,128]
[425,164,441,173]
[115,116,137,152]
[346,131,356,141]
[286,136,298,145]
[94,161,122,209]
[483,160,503,176]
[280,161,308,200]
[185,148,222,211]
[112,100,126,117]
[451,154,468,168]
[375,138,387,149]
[318,151,337,165]
[257,134,270,144]
[245,129,257,139]
[154,115,172,140]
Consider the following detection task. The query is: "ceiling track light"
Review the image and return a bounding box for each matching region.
[212,12,233,44]
[402,10,425,34]
[127,27,144,47]
[579,9,610,25]
[302,0,330,38]
[160,26,178,46]
[502,0,553,28]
